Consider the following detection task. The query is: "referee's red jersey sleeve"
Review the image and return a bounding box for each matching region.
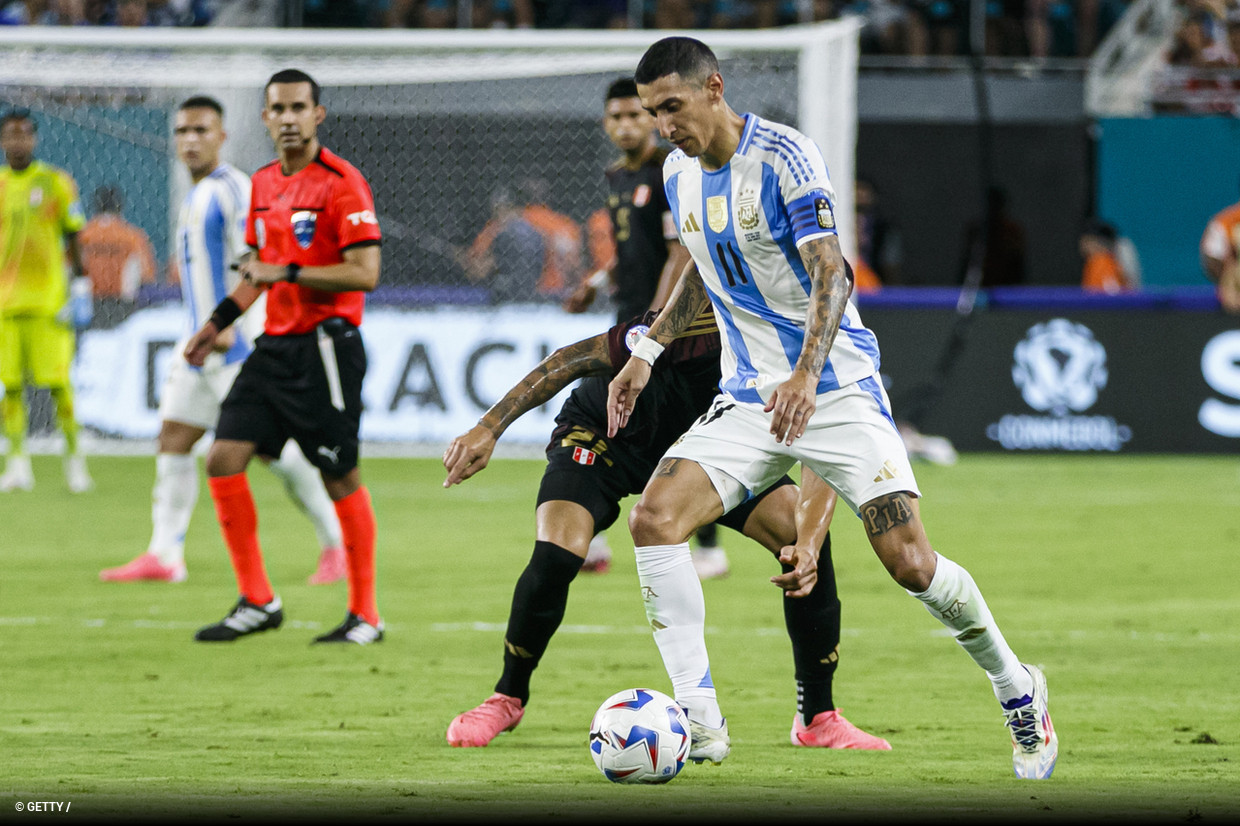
[332,168,382,250]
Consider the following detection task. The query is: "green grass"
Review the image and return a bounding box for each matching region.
[1,454,1238,822]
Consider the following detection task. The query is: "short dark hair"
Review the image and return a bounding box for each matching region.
[606,77,639,102]
[1083,218,1117,244]
[93,185,123,214]
[0,107,35,132]
[265,69,320,105]
[634,37,719,86]
[178,95,224,117]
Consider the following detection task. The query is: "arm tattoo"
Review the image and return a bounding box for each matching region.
[795,236,850,379]
[647,263,710,344]
[860,492,916,537]
[480,336,610,436]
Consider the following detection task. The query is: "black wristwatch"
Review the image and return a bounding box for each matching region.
[285,263,301,284]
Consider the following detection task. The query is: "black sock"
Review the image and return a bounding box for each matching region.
[782,532,841,724]
[494,541,584,705]
[695,521,718,547]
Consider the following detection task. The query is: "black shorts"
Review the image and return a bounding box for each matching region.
[216,318,366,477]
[536,422,795,535]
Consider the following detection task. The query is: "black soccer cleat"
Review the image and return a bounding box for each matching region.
[194,595,284,642]
[313,612,385,645]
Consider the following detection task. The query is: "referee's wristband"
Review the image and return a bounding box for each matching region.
[208,297,242,331]
[631,335,665,367]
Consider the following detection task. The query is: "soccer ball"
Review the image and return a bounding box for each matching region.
[588,688,690,784]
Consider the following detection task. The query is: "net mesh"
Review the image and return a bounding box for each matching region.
[0,24,858,448]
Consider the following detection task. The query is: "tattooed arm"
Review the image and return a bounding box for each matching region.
[443,334,611,486]
[606,258,710,437]
[765,234,852,445]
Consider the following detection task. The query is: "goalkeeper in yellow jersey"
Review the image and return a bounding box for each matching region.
[0,108,93,493]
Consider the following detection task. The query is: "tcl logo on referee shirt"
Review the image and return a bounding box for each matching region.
[346,210,377,226]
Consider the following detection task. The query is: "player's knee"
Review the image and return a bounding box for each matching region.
[628,497,688,546]
[883,543,936,592]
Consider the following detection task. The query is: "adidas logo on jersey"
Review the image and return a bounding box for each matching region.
[681,213,701,234]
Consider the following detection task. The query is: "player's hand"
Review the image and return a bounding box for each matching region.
[607,358,652,438]
[238,259,285,285]
[442,424,497,487]
[562,283,596,314]
[770,543,818,598]
[765,370,817,445]
[184,323,219,367]
[211,325,236,353]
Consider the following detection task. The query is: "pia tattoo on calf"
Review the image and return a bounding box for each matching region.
[861,492,915,537]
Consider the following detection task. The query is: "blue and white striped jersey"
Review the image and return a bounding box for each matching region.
[664,113,880,404]
[175,162,258,365]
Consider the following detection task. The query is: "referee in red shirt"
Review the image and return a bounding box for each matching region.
[185,69,384,645]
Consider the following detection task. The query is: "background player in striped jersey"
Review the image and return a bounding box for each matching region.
[100,95,345,585]
[0,108,92,494]
[607,37,1057,778]
[564,76,729,581]
[442,307,888,752]
[186,70,384,645]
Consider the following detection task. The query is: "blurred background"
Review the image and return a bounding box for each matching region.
[2,0,1237,453]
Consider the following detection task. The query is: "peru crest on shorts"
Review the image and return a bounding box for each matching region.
[292,210,317,249]
[572,447,596,466]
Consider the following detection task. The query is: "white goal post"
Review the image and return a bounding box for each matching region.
[0,22,860,450]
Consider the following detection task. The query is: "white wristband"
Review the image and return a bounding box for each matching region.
[631,335,665,366]
[586,269,610,289]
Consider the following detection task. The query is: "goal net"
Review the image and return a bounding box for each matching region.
[0,22,859,451]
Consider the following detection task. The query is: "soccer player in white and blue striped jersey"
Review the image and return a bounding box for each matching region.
[607,37,1057,779]
[100,95,344,586]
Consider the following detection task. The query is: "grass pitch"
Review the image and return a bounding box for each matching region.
[1,453,1237,823]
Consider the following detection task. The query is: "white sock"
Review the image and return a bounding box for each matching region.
[148,453,197,566]
[266,442,343,551]
[634,542,723,727]
[908,554,1033,705]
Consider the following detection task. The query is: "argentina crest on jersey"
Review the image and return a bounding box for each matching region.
[291,210,317,249]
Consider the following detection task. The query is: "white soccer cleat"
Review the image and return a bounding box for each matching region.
[581,533,612,574]
[687,716,731,765]
[691,547,730,581]
[0,454,34,492]
[1004,664,1058,780]
[64,454,94,493]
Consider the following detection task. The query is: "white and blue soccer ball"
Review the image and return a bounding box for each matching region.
[588,688,690,784]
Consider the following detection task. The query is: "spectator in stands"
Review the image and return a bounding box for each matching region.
[0,0,82,24]
[115,0,147,25]
[1079,218,1134,294]
[517,176,584,300]
[78,185,157,305]
[854,177,901,288]
[462,186,545,303]
[1201,194,1240,313]
[961,186,1027,287]
[384,0,534,27]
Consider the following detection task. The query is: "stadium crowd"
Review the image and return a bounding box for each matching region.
[0,0,1128,58]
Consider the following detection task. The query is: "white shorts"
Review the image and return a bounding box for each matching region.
[663,374,920,515]
[158,341,242,431]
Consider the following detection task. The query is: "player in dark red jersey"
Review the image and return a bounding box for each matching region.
[185,69,385,645]
[440,307,889,752]
[564,77,729,579]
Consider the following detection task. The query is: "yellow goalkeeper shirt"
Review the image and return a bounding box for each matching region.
[0,160,85,316]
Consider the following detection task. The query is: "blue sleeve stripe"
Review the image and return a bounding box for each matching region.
[750,137,806,187]
[754,125,815,178]
[203,191,229,303]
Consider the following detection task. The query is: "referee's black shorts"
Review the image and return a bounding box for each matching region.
[536,422,794,535]
[216,317,366,477]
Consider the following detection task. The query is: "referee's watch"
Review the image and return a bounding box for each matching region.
[285,263,301,284]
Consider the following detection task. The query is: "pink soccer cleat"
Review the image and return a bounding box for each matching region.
[791,709,892,750]
[446,693,525,747]
[307,546,347,585]
[99,552,187,584]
